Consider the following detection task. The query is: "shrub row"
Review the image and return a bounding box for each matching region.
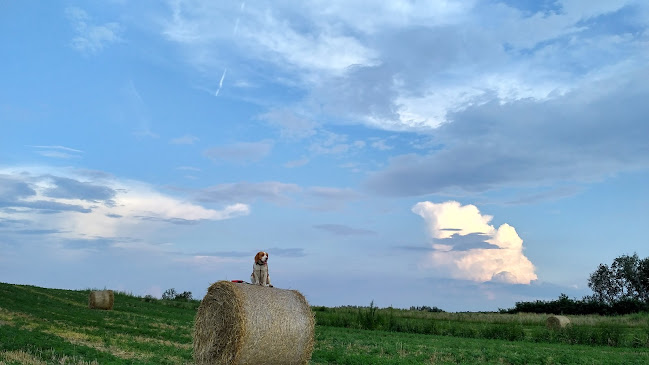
[503,294,649,316]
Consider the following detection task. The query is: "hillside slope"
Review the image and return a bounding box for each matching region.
[0,282,196,364]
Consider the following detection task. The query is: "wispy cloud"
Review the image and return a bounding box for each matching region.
[160,0,649,135]
[162,1,377,77]
[314,224,375,236]
[176,166,201,172]
[309,131,365,156]
[65,6,122,55]
[307,186,360,201]
[30,145,83,159]
[196,181,301,204]
[259,108,318,140]
[370,139,393,151]
[170,135,199,145]
[305,186,362,211]
[267,247,305,257]
[505,186,582,205]
[123,81,158,138]
[284,157,309,168]
[204,140,273,164]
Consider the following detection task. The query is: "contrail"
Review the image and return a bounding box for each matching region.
[215,68,227,97]
[233,2,245,35]
[233,18,240,35]
[29,145,84,153]
[220,2,243,95]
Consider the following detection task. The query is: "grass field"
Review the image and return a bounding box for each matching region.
[1,282,648,364]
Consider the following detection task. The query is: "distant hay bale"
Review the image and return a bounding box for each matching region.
[88,290,114,310]
[193,281,315,365]
[546,315,571,329]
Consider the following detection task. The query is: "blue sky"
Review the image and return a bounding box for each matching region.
[1,0,648,311]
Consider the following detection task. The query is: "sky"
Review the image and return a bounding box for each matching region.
[1,0,648,312]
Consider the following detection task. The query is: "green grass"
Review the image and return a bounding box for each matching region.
[314,304,649,347]
[0,283,194,364]
[312,326,649,364]
[1,282,648,364]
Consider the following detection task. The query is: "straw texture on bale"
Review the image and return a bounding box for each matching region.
[193,281,315,365]
[88,290,114,310]
[546,315,571,329]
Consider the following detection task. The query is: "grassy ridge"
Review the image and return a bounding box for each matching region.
[1,282,649,364]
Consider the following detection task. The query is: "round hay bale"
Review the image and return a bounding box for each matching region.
[193,281,315,365]
[546,315,571,329]
[88,290,114,310]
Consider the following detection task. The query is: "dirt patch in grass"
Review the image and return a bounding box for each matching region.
[115,333,192,350]
[1,350,46,365]
[42,327,151,361]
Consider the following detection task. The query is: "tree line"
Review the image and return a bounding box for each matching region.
[505,253,649,315]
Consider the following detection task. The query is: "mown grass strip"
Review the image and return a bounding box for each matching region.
[311,325,649,365]
[0,325,126,364]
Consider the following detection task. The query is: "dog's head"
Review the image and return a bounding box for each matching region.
[254,251,269,265]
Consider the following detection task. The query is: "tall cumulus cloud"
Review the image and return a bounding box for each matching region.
[412,201,537,284]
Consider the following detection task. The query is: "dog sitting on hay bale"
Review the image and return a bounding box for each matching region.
[193,281,314,365]
[250,251,272,287]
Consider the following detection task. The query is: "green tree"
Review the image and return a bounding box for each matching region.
[588,253,649,304]
[588,263,618,304]
[637,257,649,302]
[162,288,177,300]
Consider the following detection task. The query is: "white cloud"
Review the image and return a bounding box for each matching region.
[162,1,378,77]
[309,0,473,34]
[413,201,493,240]
[158,0,648,133]
[65,6,123,55]
[412,201,537,284]
[0,166,250,241]
[365,64,649,196]
[242,15,378,75]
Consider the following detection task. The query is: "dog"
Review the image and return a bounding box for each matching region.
[250,251,272,287]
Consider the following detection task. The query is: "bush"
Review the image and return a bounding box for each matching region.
[161,288,193,301]
[409,305,445,313]
[142,295,157,303]
[162,288,177,300]
[358,301,380,330]
[175,291,193,301]
[504,293,649,315]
